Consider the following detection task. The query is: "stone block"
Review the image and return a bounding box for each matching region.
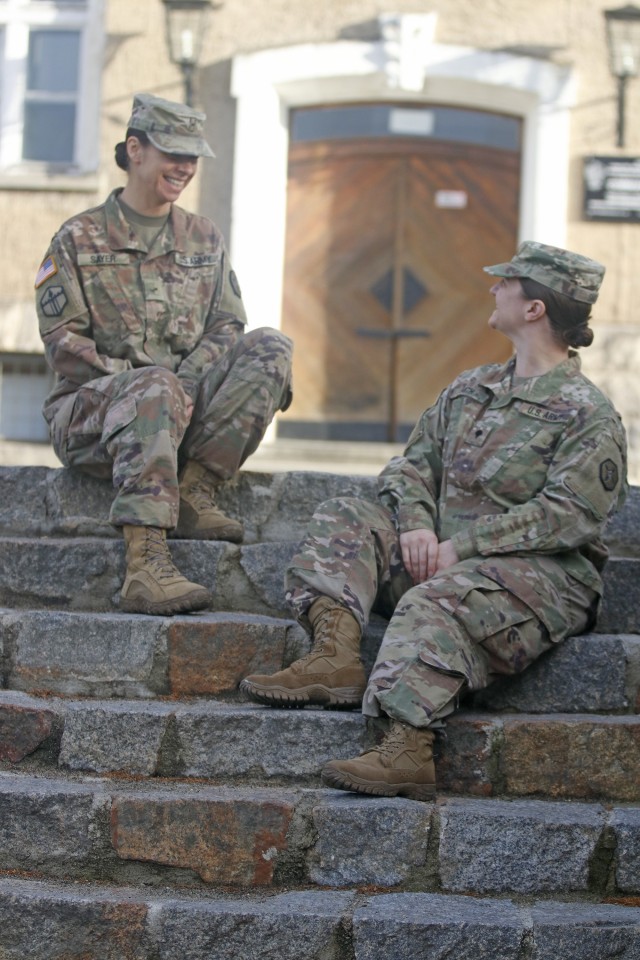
[438,798,603,894]
[167,613,290,696]
[502,715,640,801]
[309,795,431,887]
[157,891,354,959]
[352,893,524,960]
[0,466,51,536]
[172,704,366,779]
[111,788,295,885]
[0,877,151,959]
[473,634,632,714]
[236,541,299,614]
[5,610,163,697]
[435,714,498,796]
[0,691,57,762]
[0,537,123,611]
[611,808,640,893]
[0,775,103,872]
[530,901,640,959]
[59,701,172,775]
[599,559,640,633]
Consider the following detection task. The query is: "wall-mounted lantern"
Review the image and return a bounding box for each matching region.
[161,0,215,107]
[604,4,640,147]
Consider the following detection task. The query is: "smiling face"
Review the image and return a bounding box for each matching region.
[122,138,199,216]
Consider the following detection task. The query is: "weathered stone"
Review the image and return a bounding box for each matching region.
[0,691,57,762]
[0,877,151,959]
[173,703,366,779]
[611,808,640,893]
[530,901,640,959]
[59,701,172,775]
[599,559,640,633]
[0,536,124,611]
[604,486,640,559]
[439,798,603,894]
[157,890,354,959]
[5,609,163,697]
[111,788,295,884]
[352,893,524,959]
[435,714,497,796]
[502,714,640,801]
[0,466,51,536]
[310,795,431,887]
[473,634,634,714]
[236,541,299,614]
[0,774,104,872]
[167,613,290,695]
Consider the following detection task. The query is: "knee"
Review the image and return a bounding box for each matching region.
[129,367,190,423]
[242,327,293,366]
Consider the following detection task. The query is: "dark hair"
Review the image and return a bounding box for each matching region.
[519,277,594,349]
[114,128,150,171]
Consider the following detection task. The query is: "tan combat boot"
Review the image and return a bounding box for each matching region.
[174,459,243,543]
[120,525,211,616]
[321,720,436,801]
[240,596,366,708]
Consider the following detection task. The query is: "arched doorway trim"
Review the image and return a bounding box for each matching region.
[230,16,575,333]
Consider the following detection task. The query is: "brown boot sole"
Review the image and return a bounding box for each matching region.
[239,679,363,710]
[120,587,211,616]
[321,765,436,802]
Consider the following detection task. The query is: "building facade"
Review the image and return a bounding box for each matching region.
[1,0,639,475]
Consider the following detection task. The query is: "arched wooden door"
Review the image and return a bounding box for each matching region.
[279,104,521,442]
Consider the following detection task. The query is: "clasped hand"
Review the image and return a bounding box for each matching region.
[399,529,459,584]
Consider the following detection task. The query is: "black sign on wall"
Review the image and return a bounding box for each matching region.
[583,156,640,222]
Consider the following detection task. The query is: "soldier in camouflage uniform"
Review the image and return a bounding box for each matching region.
[242,242,627,801]
[36,94,292,616]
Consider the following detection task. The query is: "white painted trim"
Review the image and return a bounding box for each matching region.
[230,24,575,335]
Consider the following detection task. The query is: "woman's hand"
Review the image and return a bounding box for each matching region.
[435,538,460,573]
[400,529,439,584]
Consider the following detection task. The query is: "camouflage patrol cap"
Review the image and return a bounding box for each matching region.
[483,241,605,304]
[127,93,215,158]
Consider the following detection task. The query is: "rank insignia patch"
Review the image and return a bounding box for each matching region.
[599,458,618,491]
[35,256,58,288]
[40,285,68,318]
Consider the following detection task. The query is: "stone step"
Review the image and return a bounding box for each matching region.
[1,878,639,960]
[1,608,638,713]
[1,465,638,557]
[1,534,639,631]
[2,692,639,801]
[0,769,637,899]
[0,465,376,544]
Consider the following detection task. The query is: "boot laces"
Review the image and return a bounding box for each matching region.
[141,529,181,582]
[185,474,216,511]
[375,722,409,760]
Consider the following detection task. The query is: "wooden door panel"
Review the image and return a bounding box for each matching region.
[280,135,520,440]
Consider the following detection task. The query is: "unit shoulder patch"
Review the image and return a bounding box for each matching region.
[229,269,242,298]
[40,285,68,318]
[599,458,619,492]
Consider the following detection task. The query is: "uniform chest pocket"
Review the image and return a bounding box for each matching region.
[475,424,561,499]
[166,263,219,351]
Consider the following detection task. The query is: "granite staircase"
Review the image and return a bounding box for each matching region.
[0,464,639,959]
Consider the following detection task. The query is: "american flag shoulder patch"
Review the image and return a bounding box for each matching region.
[35,255,58,288]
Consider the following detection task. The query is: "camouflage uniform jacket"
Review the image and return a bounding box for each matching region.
[36,188,247,416]
[377,354,627,630]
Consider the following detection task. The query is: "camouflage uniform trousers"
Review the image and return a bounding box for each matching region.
[49,327,292,528]
[285,496,596,728]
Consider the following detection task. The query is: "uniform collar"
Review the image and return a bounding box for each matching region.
[105,188,188,254]
[477,354,582,404]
